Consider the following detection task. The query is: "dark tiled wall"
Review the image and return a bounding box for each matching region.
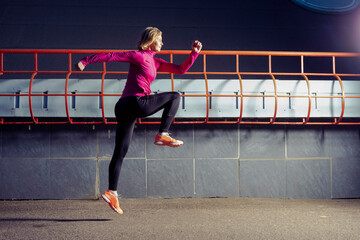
[0,124,359,199]
[1,0,360,53]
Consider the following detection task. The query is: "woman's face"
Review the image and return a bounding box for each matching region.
[149,35,163,52]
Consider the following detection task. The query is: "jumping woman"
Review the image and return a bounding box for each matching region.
[76,27,202,214]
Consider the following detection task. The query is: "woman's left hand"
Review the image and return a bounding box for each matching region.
[192,40,202,53]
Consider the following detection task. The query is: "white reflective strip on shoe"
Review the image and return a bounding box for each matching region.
[102,194,110,203]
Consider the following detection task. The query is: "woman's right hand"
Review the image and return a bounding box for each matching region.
[192,40,202,53]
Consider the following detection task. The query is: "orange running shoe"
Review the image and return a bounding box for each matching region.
[154,133,183,147]
[101,190,123,214]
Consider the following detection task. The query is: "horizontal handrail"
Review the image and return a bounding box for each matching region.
[1,49,360,125]
[1,49,360,57]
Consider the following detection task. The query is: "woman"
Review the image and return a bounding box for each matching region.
[77,27,202,214]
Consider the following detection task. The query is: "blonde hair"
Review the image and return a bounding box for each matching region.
[137,27,162,51]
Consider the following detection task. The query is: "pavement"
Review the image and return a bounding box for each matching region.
[1,197,360,240]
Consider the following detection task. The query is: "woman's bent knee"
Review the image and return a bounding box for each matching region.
[171,91,180,99]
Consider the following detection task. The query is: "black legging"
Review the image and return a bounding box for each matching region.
[108,92,180,191]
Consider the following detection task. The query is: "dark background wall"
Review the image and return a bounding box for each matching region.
[1,0,360,200]
[1,0,360,52]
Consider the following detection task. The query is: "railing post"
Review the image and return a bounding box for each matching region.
[301,55,304,74]
[268,55,272,74]
[334,74,345,124]
[170,53,174,92]
[0,52,3,75]
[64,53,73,124]
[203,54,209,123]
[333,56,345,124]
[101,62,107,123]
[28,53,38,124]
[236,54,243,123]
[301,74,311,124]
[269,73,278,124]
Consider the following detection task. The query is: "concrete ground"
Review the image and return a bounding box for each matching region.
[0,197,360,240]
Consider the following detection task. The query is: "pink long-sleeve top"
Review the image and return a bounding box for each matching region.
[80,50,199,98]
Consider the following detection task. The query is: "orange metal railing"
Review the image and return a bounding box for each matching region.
[1,49,360,125]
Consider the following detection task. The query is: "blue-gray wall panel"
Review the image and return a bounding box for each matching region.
[286,126,325,158]
[240,160,285,198]
[240,125,285,159]
[97,125,116,158]
[99,160,109,194]
[147,159,194,198]
[332,157,360,199]
[324,126,360,158]
[194,124,238,159]
[99,159,146,198]
[97,125,146,159]
[2,125,50,158]
[0,126,3,159]
[48,158,97,199]
[50,125,97,158]
[1,125,360,199]
[146,124,194,159]
[286,159,331,199]
[0,158,49,199]
[195,159,239,198]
